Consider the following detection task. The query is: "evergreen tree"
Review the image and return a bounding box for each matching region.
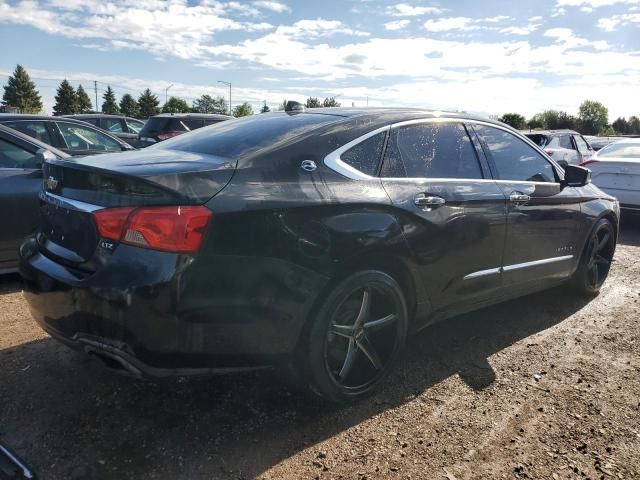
[53,79,78,116]
[119,94,139,117]
[76,85,93,113]
[2,64,43,113]
[138,89,160,118]
[498,113,526,130]
[260,101,270,113]
[192,94,227,114]
[101,86,120,114]
[322,97,341,107]
[305,97,321,108]
[162,96,190,113]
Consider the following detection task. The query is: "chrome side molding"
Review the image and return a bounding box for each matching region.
[464,255,574,280]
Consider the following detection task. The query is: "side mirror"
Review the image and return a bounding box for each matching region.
[563,164,591,188]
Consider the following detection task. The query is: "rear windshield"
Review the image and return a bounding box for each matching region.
[153,113,341,159]
[597,143,640,159]
[525,134,549,147]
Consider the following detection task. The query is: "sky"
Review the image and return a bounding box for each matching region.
[0,0,639,119]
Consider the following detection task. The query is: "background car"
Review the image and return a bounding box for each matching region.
[581,139,640,215]
[523,130,594,165]
[137,113,232,147]
[63,114,146,148]
[0,114,135,156]
[584,135,627,151]
[20,107,618,403]
[0,124,70,273]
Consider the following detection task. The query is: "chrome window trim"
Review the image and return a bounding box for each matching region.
[39,191,103,213]
[463,255,574,280]
[323,116,562,182]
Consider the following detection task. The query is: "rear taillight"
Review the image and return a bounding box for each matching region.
[579,160,599,167]
[157,131,183,141]
[93,206,212,253]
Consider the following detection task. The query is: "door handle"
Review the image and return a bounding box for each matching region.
[509,191,531,205]
[414,193,446,210]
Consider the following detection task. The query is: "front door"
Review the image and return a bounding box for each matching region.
[379,120,507,312]
[472,124,583,286]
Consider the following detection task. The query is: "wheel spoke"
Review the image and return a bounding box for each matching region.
[588,263,599,286]
[329,323,355,339]
[363,314,397,333]
[356,334,383,370]
[594,254,610,266]
[338,339,358,379]
[353,288,371,330]
[597,232,611,251]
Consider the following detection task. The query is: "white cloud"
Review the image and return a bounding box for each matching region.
[544,27,609,50]
[386,3,443,17]
[274,19,369,38]
[597,13,640,30]
[556,0,640,7]
[252,1,291,13]
[384,19,410,31]
[528,16,544,21]
[423,17,474,32]
[500,24,540,35]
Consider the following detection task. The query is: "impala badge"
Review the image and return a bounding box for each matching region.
[46,176,59,190]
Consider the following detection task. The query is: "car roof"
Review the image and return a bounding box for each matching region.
[63,114,141,120]
[0,123,70,158]
[521,129,579,135]
[152,113,233,119]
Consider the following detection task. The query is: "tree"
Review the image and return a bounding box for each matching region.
[260,101,270,113]
[162,96,190,113]
[192,94,227,114]
[498,113,526,130]
[232,102,253,117]
[277,99,288,111]
[323,97,341,107]
[556,111,578,130]
[2,64,42,113]
[119,94,139,117]
[76,84,93,113]
[305,97,321,108]
[628,116,640,135]
[138,89,160,118]
[53,79,78,116]
[101,86,120,114]
[578,100,608,135]
[612,117,629,135]
[527,115,544,130]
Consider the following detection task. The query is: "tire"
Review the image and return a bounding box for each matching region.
[572,217,615,295]
[302,270,408,403]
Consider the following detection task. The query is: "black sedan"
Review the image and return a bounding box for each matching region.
[0,114,134,156]
[19,106,619,402]
[0,124,69,273]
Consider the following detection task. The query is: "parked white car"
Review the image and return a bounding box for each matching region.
[582,139,640,213]
[524,130,595,165]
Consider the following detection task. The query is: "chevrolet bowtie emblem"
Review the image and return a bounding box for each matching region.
[46,176,59,190]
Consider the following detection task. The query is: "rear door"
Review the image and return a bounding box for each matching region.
[573,134,594,163]
[380,120,507,311]
[0,135,42,270]
[473,124,583,286]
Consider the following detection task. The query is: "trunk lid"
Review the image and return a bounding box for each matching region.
[588,158,640,191]
[39,149,235,271]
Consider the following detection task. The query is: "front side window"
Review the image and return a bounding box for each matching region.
[475,125,556,183]
[126,119,145,133]
[381,122,482,179]
[559,135,574,149]
[56,122,122,152]
[4,121,53,145]
[573,135,590,155]
[0,138,38,169]
[340,131,386,176]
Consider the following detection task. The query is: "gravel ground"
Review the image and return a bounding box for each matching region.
[1,219,639,480]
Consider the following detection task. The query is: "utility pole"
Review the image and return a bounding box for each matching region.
[165,84,173,105]
[217,80,231,115]
[94,80,98,112]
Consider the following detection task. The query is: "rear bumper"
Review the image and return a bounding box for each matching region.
[19,235,318,377]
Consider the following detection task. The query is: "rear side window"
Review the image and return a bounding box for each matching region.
[102,118,124,133]
[525,134,548,148]
[4,121,53,145]
[559,135,573,149]
[0,138,38,169]
[56,122,122,152]
[381,122,482,179]
[573,135,590,155]
[475,125,556,183]
[340,131,386,176]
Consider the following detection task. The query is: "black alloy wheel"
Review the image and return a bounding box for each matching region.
[573,218,615,294]
[304,271,408,403]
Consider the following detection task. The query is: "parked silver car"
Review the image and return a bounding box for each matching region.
[582,139,640,214]
[524,130,594,166]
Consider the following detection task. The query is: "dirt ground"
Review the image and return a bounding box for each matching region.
[1,220,639,480]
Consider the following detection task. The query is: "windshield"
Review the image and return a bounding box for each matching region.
[597,142,640,159]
